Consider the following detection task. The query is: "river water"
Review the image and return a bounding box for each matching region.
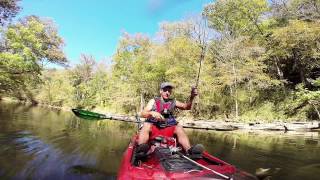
[0,101,319,180]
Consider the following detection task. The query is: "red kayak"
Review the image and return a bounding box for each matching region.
[118,135,257,180]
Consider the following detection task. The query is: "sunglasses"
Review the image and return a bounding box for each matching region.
[162,88,173,92]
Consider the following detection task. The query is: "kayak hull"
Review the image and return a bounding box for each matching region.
[118,135,257,180]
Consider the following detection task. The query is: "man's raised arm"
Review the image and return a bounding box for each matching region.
[176,87,198,110]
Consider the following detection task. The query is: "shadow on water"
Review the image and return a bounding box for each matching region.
[68,164,116,179]
[0,101,320,180]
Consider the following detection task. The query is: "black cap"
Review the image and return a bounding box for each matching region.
[160,82,174,89]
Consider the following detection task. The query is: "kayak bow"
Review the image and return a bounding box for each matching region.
[118,135,258,180]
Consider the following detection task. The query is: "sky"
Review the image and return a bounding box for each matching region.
[19,0,213,66]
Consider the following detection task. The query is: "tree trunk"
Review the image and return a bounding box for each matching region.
[274,57,284,80]
[315,106,320,120]
[274,56,287,94]
[232,63,239,120]
[248,81,253,105]
[309,101,320,120]
[300,67,306,85]
[235,89,239,120]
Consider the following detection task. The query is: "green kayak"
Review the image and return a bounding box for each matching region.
[71,109,111,120]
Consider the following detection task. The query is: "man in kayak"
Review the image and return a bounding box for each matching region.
[136,82,203,159]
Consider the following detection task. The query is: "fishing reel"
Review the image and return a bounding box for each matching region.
[155,108,177,128]
[162,108,170,119]
[150,136,174,148]
[148,136,181,155]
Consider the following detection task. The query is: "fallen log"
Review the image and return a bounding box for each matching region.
[71,109,320,131]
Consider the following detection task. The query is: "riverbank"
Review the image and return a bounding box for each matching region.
[1,98,319,131]
[179,119,320,131]
[0,97,71,111]
[94,114,320,131]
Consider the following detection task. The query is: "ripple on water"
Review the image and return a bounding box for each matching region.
[286,163,320,180]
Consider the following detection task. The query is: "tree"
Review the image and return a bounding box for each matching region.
[208,36,276,119]
[36,69,73,106]
[271,0,320,22]
[285,79,320,120]
[0,0,21,25]
[203,0,269,38]
[0,16,67,99]
[112,32,160,112]
[265,20,320,86]
[68,54,97,108]
[158,21,193,42]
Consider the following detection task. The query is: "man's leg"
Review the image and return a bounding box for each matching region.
[133,122,152,165]
[175,125,204,159]
[174,124,191,151]
[138,122,152,145]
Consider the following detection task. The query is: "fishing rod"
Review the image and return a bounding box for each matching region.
[176,151,232,180]
[194,17,208,89]
[195,46,206,88]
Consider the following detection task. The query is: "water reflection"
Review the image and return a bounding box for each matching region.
[0,101,319,180]
[186,129,320,180]
[0,102,136,179]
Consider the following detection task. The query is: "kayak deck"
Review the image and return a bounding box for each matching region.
[118,135,257,180]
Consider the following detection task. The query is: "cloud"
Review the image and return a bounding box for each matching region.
[148,0,165,12]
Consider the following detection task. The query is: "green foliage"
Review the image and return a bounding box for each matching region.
[68,54,102,108]
[203,0,269,37]
[36,56,111,110]
[5,16,67,65]
[0,16,67,99]
[266,20,320,85]
[158,37,200,98]
[2,0,320,121]
[207,36,280,119]
[36,69,73,106]
[290,81,320,119]
[240,101,286,122]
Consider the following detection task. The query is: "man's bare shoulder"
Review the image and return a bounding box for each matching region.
[145,98,155,110]
[147,98,155,105]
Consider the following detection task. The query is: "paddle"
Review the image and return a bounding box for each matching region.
[72,108,143,126]
[72,108,112,120]
[134,110,142,130]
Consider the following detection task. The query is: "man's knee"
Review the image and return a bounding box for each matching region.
[139,122,152,137]
[175,125,186,136]
[138,123,152,144]
[141,122,152,132]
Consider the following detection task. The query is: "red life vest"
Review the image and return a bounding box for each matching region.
[154,97,175,117]
[146,97,177,126]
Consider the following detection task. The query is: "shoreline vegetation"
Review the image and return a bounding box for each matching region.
[1,0,319,124]
[2,97,319,132]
